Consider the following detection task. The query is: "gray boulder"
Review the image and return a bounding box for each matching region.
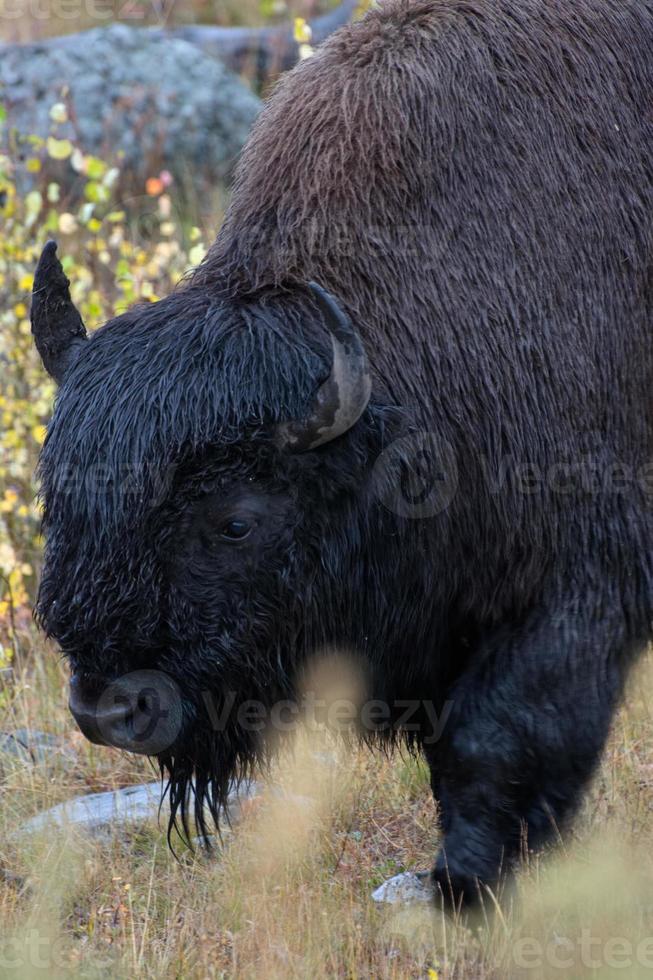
[0,24,262,190]
[17,1,360,88]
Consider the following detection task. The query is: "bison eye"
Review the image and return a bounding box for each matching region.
[220,518,253,542]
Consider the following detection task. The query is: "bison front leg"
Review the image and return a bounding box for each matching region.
[425,599,636,908]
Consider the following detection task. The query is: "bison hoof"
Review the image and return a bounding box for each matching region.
[432,856,498,910]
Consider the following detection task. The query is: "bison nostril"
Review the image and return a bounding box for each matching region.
[68,673,134,747]
[68,669,184,756]
[68,675,110,747]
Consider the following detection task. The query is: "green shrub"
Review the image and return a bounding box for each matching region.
[0,102,209,654]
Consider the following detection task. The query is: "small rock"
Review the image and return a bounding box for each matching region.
[22,779,262,837]
[371,871,434,904]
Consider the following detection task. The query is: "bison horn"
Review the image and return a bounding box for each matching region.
[31,240,87,383]
[277,283,372,452]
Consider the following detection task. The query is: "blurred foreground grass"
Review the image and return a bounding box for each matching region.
[0,637,653,978]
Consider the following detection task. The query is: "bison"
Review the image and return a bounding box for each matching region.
[31,0,653,906]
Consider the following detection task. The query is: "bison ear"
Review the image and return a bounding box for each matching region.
[31,240,87,384]
[276,282,372,452]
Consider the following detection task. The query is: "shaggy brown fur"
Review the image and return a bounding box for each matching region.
[199,0,653,627]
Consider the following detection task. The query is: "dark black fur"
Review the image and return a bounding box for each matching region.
[36,0,653,903]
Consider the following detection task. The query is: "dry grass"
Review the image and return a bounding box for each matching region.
[1,629,653,978]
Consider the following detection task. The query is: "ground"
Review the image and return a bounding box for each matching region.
[1,629,653,979]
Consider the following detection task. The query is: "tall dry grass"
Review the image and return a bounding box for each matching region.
[1,630,653,978]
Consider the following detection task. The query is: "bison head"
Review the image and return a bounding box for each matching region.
[31,241,380,838]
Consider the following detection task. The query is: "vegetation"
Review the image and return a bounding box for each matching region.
[0,102,209,671]
[0,0,340,43]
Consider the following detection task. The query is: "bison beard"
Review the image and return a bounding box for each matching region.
[31,0,653,908]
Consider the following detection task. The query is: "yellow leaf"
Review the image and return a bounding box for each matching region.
[71,148,86,173]
[47,137,73,161]
[103,167,120,188]
[58,212,77,234]
[294,17,312,43]
[86,156,107,179]
[0,542,16,572]
[13,302,27,318]
[49,102,68,124]
[188,243,206,266]
[26,157,41,173]
[3,431,20,449]
[25,190,42,224]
